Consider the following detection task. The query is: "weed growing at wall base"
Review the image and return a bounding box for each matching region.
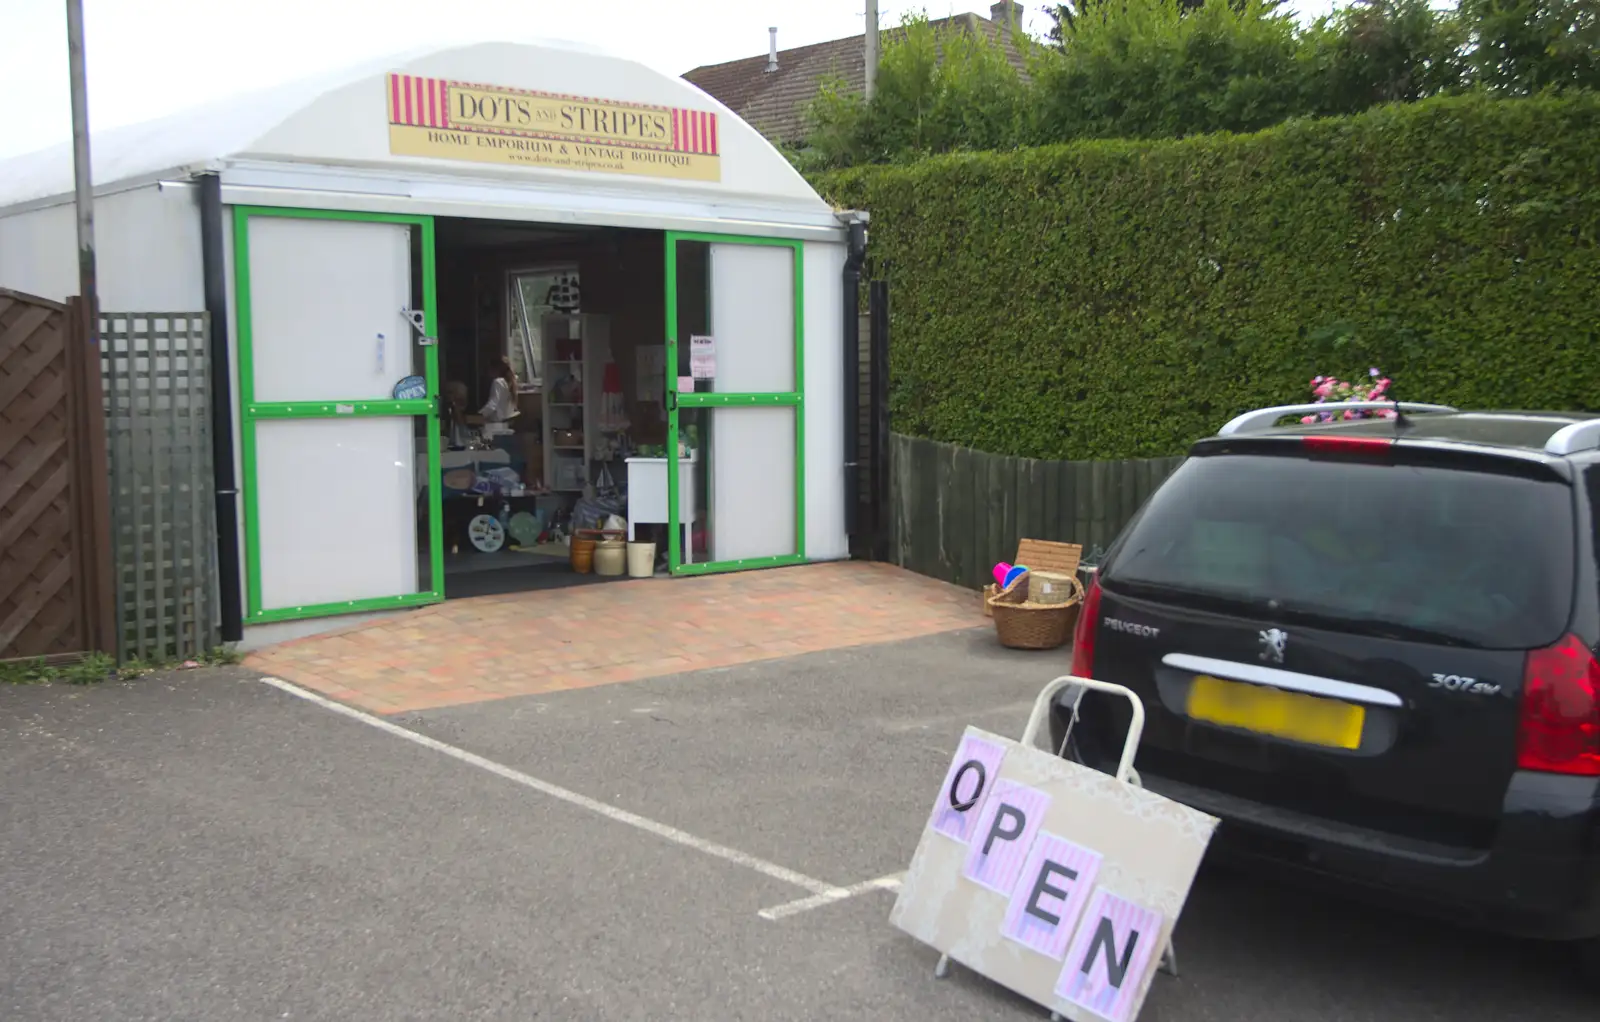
[0,648,242,685]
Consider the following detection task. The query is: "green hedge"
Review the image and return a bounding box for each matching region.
[816,94,1600,460]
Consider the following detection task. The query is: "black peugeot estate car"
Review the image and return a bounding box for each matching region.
[1053,401,1600,985]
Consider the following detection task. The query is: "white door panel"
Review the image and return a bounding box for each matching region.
[242,214,422,613]
[248,217,414,403]
[709,243,796,394]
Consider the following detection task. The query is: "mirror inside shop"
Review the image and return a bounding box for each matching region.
[421,220,707,598]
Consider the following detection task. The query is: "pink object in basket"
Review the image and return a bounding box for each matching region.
[993,562,1029,589]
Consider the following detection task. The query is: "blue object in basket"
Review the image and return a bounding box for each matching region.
[1002,564,1029,590]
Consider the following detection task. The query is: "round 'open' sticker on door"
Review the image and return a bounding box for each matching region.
[393,375,427,400]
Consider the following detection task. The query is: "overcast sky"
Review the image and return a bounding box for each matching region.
[0,0,1337,161]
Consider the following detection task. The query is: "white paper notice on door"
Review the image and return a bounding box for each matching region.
[690,335,716,379]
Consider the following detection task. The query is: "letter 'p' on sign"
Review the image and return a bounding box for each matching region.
[963,780,1052,895]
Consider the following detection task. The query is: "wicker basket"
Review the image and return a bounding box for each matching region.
[987,577,1083,650]
[981,577,1029,617]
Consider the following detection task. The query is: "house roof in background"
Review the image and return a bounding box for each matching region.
[683,11,1027,146]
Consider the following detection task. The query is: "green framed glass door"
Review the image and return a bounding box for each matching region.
[663,232,805,575]
[233,206,443,623]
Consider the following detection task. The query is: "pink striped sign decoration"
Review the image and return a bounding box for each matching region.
[930,734,1008,844]
[1055,888,1165,1022]
[670,107,719,155]
[962,779,1052,895]
[1000,832,1104,961]
[390,74,453,129]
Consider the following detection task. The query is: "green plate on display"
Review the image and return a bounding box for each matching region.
[508,511,543,546]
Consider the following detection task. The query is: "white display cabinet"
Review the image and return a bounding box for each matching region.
[540,313,609,494]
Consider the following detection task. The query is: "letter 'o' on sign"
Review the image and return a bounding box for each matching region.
[1000,831,1104,961]
[962,779,1052,896]
[949,761,986,812]
[931,735,1007,843]
[1056,888,1166,1022]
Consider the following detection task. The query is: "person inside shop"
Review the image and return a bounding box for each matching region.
[471,355,520,437]
[457,355,528,485]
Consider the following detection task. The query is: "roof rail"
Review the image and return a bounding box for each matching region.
[1544,419,1600,456]
[1217,402,1459,437]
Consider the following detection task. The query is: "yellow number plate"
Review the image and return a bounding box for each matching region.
[1186,675,1365,750]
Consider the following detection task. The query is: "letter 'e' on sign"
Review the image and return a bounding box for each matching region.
[963,779,1052,895]
[1000,832,1103,961]
[1056,888,1166,1022]
[930,734,1007,844]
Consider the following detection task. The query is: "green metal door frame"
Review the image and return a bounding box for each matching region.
[663,231,805,576]
[233,205,443,623]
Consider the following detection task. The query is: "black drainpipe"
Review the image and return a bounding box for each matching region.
[199,173,243,642]
[868,279,891,562]
[843,217,868,546]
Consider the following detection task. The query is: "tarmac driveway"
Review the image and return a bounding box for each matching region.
[2,630,1594,1020]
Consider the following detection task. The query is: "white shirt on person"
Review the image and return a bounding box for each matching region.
[480,377,520,424]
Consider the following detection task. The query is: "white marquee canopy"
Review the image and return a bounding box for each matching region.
[0,41,837,236]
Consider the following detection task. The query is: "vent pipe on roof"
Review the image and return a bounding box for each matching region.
[767,27,779,72]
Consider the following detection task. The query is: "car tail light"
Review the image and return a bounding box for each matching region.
[1516,634,1600,777]
[1070,578,1102,679]
[1300,436,1395,454]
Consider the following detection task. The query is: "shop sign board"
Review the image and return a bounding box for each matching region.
[387,73,721,182]
[891,727,1219,1022]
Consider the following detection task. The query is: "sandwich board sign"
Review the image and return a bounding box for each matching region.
[891,726,1219,1022]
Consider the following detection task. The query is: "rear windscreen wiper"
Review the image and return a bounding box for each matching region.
[1272,607,1481,649]
[1105,579,1275,617]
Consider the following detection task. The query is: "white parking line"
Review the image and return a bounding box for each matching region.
[757,872,905,921]
[259,676,837,897]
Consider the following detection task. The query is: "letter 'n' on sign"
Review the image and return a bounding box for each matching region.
[962,779,1051,895]
[1055,888,1166,1022]
[1000,832,1103,961]
[930,734,1007,844]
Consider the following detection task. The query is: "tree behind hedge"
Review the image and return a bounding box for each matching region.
[1029,0,1306,143]
[1463,0,1600,93]
[802,0,1596,169]
[801,17,1031,171]
[1298,0,1470,114]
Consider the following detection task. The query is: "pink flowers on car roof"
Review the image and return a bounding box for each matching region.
[1300,368,1396,424]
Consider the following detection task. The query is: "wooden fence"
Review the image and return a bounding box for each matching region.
[0,290,115,662]
[887,433,1184,591]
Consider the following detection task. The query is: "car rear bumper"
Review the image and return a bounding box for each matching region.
[1144,769,1600,942]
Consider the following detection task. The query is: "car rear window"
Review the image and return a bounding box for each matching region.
[1103,452,1576,650]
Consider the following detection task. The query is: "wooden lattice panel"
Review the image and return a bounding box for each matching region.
[100,311,217,661]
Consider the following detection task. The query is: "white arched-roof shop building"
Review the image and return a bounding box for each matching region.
[0,41,868,648]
